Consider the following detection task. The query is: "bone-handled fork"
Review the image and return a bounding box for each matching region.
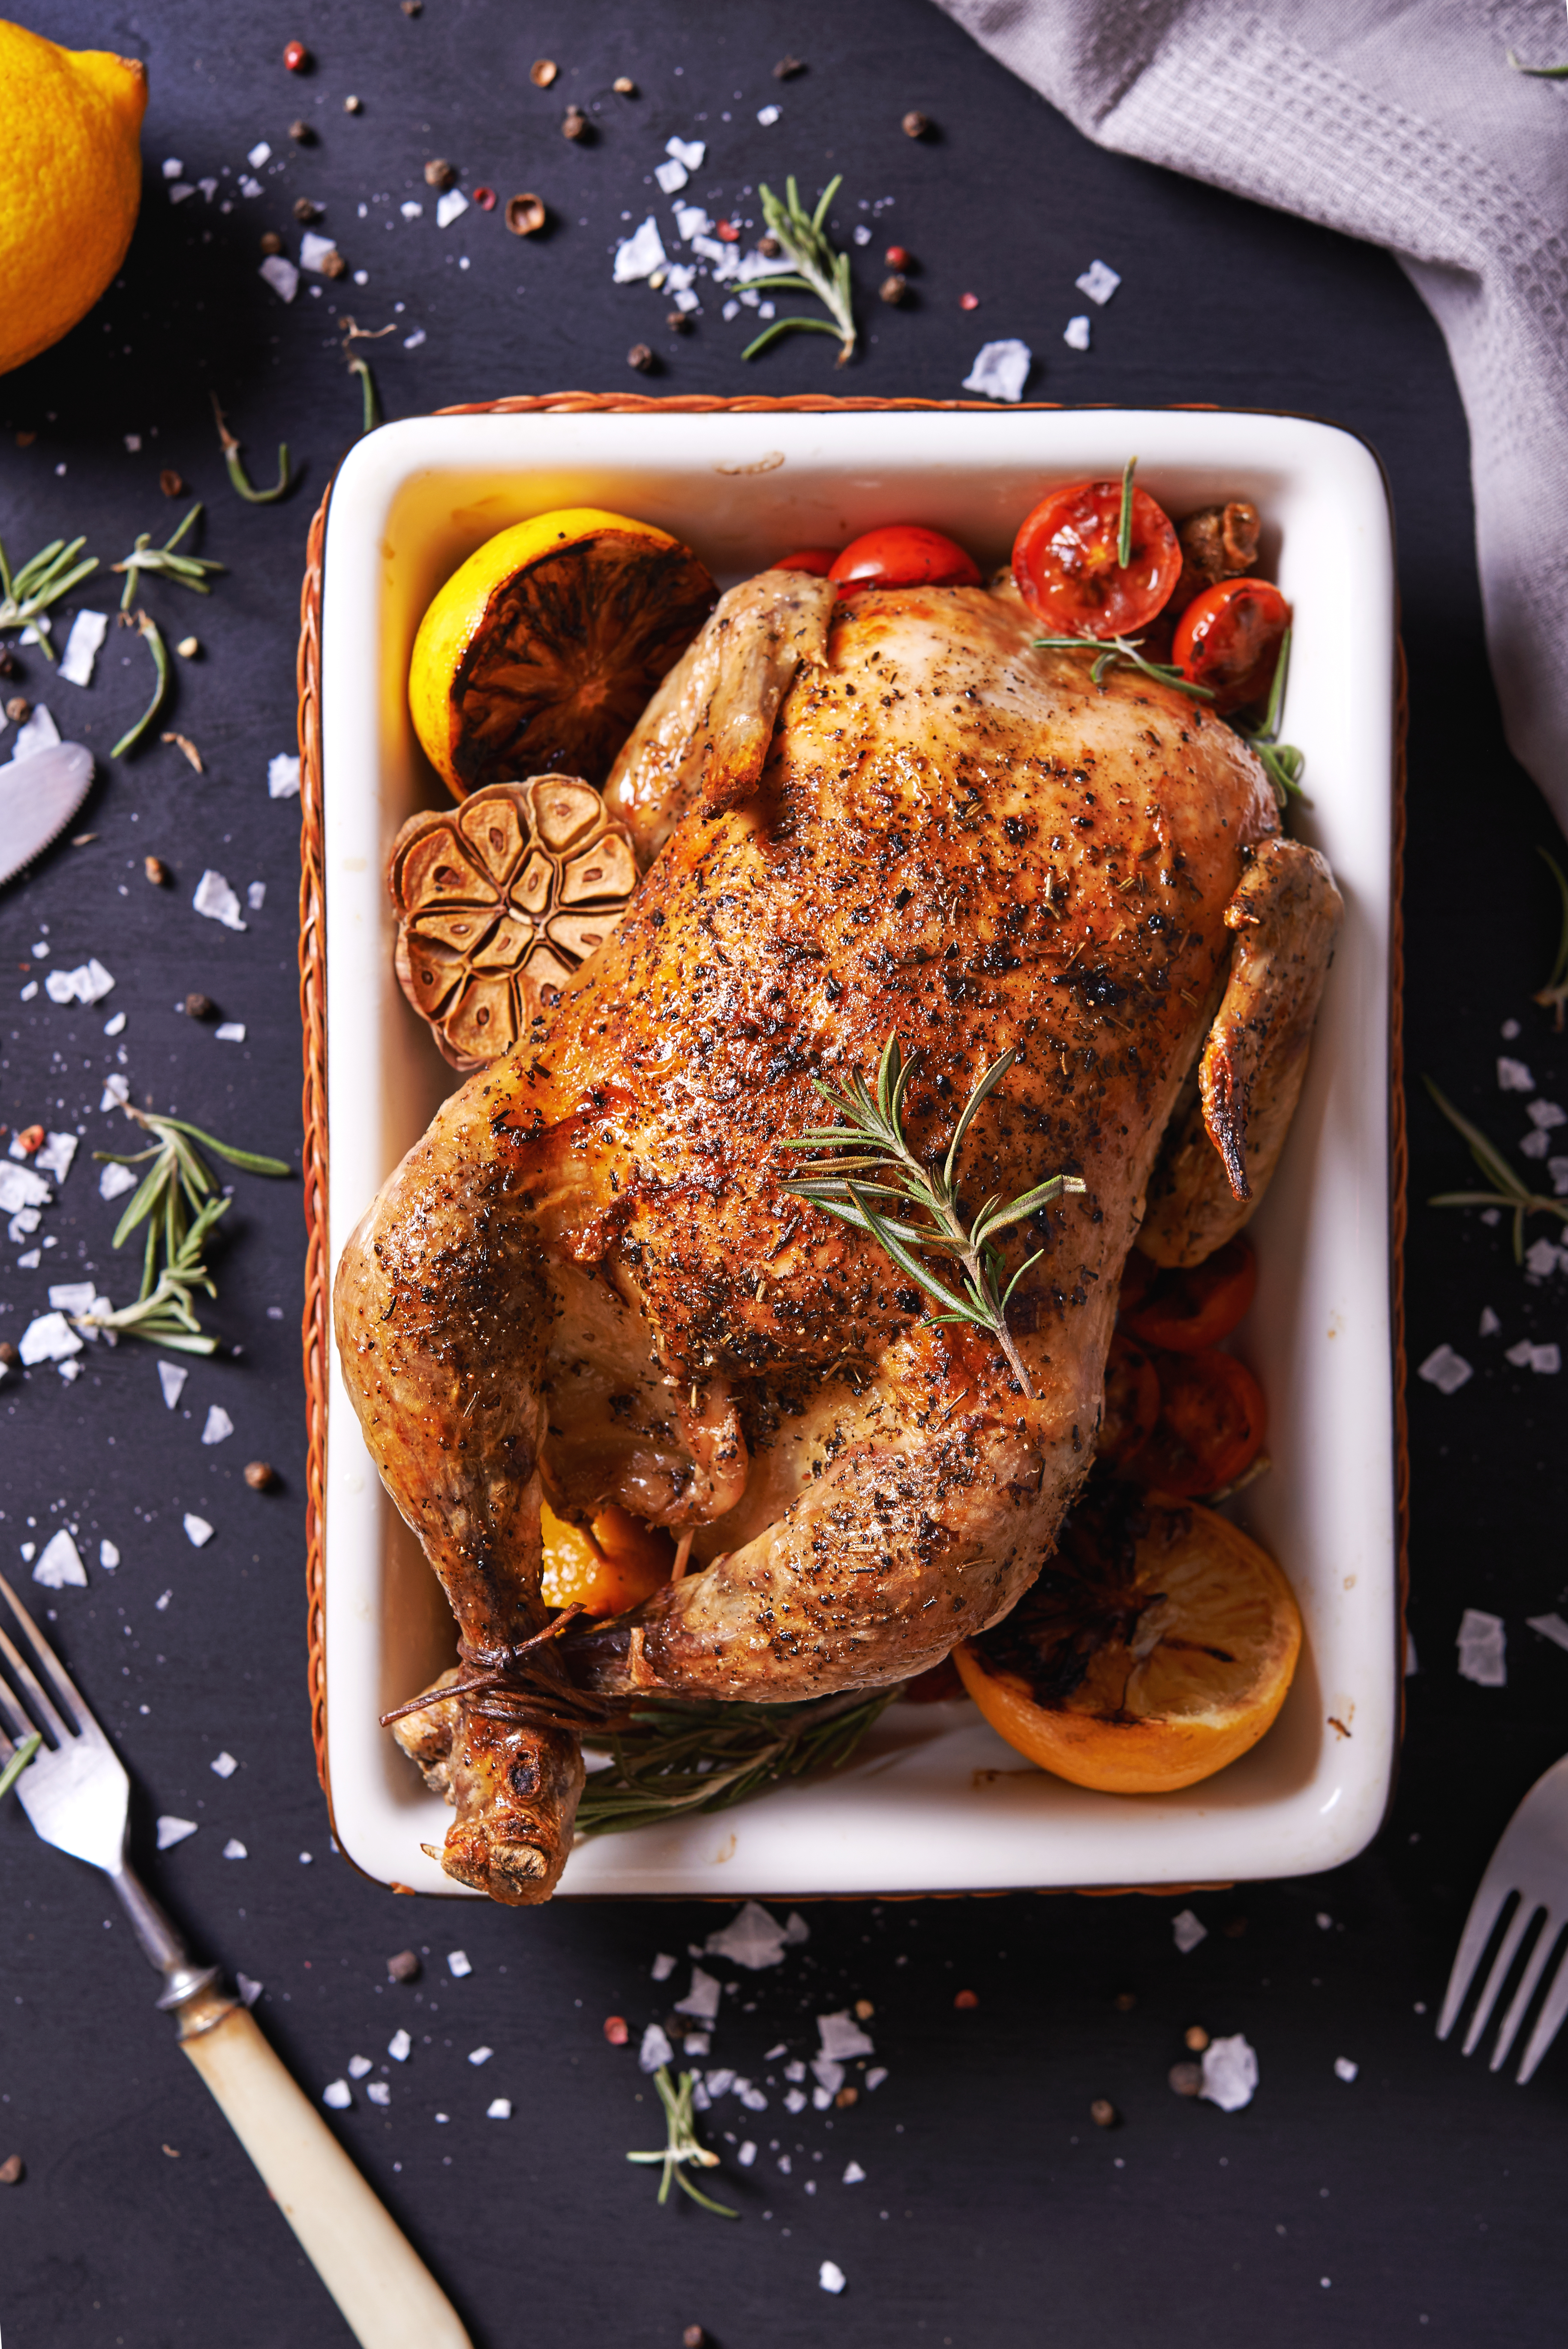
[1436,1752,1568,2085]
[0,1570,472,2349]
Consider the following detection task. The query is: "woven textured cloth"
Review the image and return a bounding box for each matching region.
[934,0,1568,824]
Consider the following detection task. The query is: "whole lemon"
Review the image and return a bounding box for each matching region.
[0,20,147,376]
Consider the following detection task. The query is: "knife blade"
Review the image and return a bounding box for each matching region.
[0,740,96,887]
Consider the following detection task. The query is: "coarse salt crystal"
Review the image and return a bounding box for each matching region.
[675,1965,723,2021]
[48,1280,95,1313]
[400,200,424,220]
[99,1540,119,1570]
[436,188,468,228]
[260,255,299,303]
[268,753,301,800]
[704,2067,735,2097]
[1075,258,1120,304]
[654,157,689,194]
[1200,2033,1258,2112]
[819,2261,847,2295]
[1063,315,1091,350]
[300,230,340,274]
[811,2056,845,2097]
[674,204,712,240]
[100,1073,130,1112]
[865,2066,888,2090]
[737,2140,757,2166]
[222,1838,247,1859]
[1506,1339,1561,1372]
[59,610,109,688]
[45,961,115,1008]
[201,1406,234,1445]
[1418,1343,1472,1395]
[639,2022,674,2074]
[247,881,266,910]
[211,1750,238,1776]
[367,2082,391,2106]
[651,1951,677,1981]
[8,1209,39,1241]
[0,1165,51,1214]
[33,1529,87,1589]
[818,2010,874,2060]
[784,2087,808,2112]
[1527,1611,1568,1652]
[467,2046,493,2066]
[1171,1907,1207,1954]
[1529,1099,1568,1129]
[247,141,271,168]
[614,216,667,282]
[1457,1607,1506,1686]
[843,2160,866,2183]
[1521,1128,1550,1159]
[961,338,1032,403]
[214,1022,246,1043]
[36,1132,79,1182]
[1523,1238,1562,1278]
[704,1899,804,1970]
[20,1312,82,1366]
[322,2080,352,2109]
[58,1360,82,1384]
[15,704,62,759]
[1334,2057,1358,2082]
[158,1361,189,1409]
[162,157,184,178]
[665,135,705,170]
[757,102,780,124]
[155,1589,171,1611]
[193,869,247,931]
[103,1011,126,1037]
[156,1816,198,1850]
[183,1513,214,1548]
[403,328,426,351]
[1479,1306,1501,1336]
[348,2055,373,2079]
[447,1949,472,1978]
[1498,1056,1535,1093]
[388,2029,412,2061]
[237,1974,262,2007]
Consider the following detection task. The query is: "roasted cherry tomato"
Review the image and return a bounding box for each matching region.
[1116,1248,1155,1322]
[1137,1347,1266,1499]
[901,1655,966,1703]
[1120,1240,1257,1355]
[1100,1331,1161,1470]
[1012,479,1181,638]
[772,547,839,576]
[828,524,982,595]
[1172,577,1291,714]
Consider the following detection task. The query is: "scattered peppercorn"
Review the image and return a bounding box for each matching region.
[293,196,320,222]
[505,193,547,236]
[885,243,911,270]
[853,1998,874,2020]
[774,54,805,78]
[757,233,781,257]
[159,468,185,497]
[1168,2061,1203,2097]
[473,186,497,210]
[289,119,314,144]
[603,2014,629,2045]
[1090,2098,1118,2129]
[424,158,456,189]
[144,855,169,885]
[682,2329,707,2349]
[959,291,979,311]
[834,2085,859,2109]
[321,248,348,278]
[0,1342,18,1368]
[282,39,310,71]
[880,272,907,305]
[177,637,199,660]
[17,1126,43,1155]
[562,105,588,140]
[400,1,421,15]
[902,109,931,137]
[530,57,558,86]
[343,93,362,113]
[244,1460,278,1491]
[0,651,15,678]
[716,219,739,243]
[184,992,217,1021]
[666,310,691,333]
[386,1948,421,1982]
[4,696,30,723]
[953,1988,979,2010]
[0,2156,23,2187]
[613,76,637,96]
[1184,2025,1210,2052]
[627,343,654,373]
[259,230,284,255]
[1114,1989,1138,2011]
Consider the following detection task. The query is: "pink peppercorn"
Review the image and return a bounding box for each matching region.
[283,39,310,71]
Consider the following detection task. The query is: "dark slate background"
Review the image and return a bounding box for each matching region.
[2,3,1565,2344]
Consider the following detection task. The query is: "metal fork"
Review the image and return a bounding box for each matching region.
[1436,1753,1568,2084]
[0,1570,471,2347]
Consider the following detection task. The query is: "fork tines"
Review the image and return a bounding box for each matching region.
[0,1568,93,1755]
[1437,1754,1568,2086]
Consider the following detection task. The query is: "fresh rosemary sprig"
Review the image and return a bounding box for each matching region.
[1117,454,1137,568]
[110,610,170,759]
[83,1105,291,1352]
[1424,1076,1568,1265]
[1507,45,1568,76]
[0,1733,41,1804]
[627,2067,738,2217]
[778,1035,1085,1400]
[1533,848,1568,1029]
[0,532,98,661]
[577,1687,894,1836]
[211,394,292,504]
[1031,628,1216,701]
[349,356,382,434]
[741,175,856,366]
[111,503,225,611]
[1236,625,1306,803]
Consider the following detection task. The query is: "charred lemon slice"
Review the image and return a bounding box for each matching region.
[390,776,638,1069]
[955,1490,1301,1793]
[408,507,716,798]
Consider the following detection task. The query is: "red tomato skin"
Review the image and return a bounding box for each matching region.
[1012,481,1181,638]
[1137,1347,1267,1498]
[772,548,839,576]
[1121,1240,1258,1354]
[1172,577,1292,714]
[828,525,982,595]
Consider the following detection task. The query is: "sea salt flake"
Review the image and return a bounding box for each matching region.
[247,141,272,168]
[214,1023,246,1043]
[819,2260,847,2295]
[158,1361,189,1409]
[183,1513,214,1548]
[8,1209,39,1241]
[487,2097,511,2119]
[666,136,705,170]
[400,199,424,220]
[467,2046,493,2066]
[300,231,340,274]
[1076,258,1120,304]
[811,2055,845,2097]
[785,2087,807,2112]
[1172,1907,1208,1954]
[843,2160,866,2183]
[818,2010,874,2060]
[260,255,299,302]
[0,1165,50,1214]
[704,2068,735,2097]
[59,610,109,687]
[18,982,36,1002]
[403,328,426,351]
[49,1280,96,1313]
[1498,1056,1535,1093]
[156,1816,198,1850]
[15,704,61,759]
[103,1011,126,1037]
[1479,1306,1501,1336]
[222,1838,247,1859]
[268,753,301,800]
[168,183,195,204]
[639,2022,674,2074]
[674,204,712,240]
[654,156,689,194]
[57,1360,81,1384]
[865,2066,888,2090]
[367,2082,391,2106]
[651,1951,677,1981]
[101,1073,130,1112]
[1506,1338,1561,1372]
[99,1540,119,1570]
[33,1530,86,1589]
[237,1974,263,2007]
[1063,314,1091,350]
[739,2084,768,2111]
[1418,1343,1472,1395]
[961,338,1032,403]
[16,1249,39,1269]
[705,1899,796,1969]
[247,881,266,911]
[322,2080,351,2109]
[1457,1607,1506,1686]
[348,2055,373,2079]
[211,1750,237,1776]
[162,157,184,178]
[46,962,115,1007]
[193,869,247,931]
[36,1131,79,1182]
[1334,2056,1359,2082]
[436,189,468,227]
[155,1589,171,1611]
[20,1312,81,1366]
[1527,1611,1568,1652]
[388,2029,412,2061]
[1521,1128,1550,1159]
[1530,1099,1568,1130]
[201,1405,234,1445]
[1524,1238,1562,1278]
[1201,2033,1258,2112]
[675,1965,723,2021]
[614,216,667,282]
[447,1949,472,1978]
[721,298,740,321]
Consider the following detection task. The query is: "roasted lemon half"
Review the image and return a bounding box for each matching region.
[956,1489,1302,1794]
[409,507,715,798]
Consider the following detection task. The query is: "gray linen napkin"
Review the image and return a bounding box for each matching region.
[934,0,1568,826]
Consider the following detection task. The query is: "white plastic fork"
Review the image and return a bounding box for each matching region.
[1436,1753,1568,2084]
[0,1569,471,2347]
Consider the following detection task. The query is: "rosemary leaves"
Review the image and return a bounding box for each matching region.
[627,2067,738,2216]
[0,532,98,660]
[779,1035,1085,1400]
[577,1688,894,1836]
[1425,1077,1568,1265]
[111,503,224,610]
[742,175,856,365]
[1031,628,1216,701]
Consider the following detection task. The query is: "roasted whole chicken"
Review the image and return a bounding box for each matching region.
[334,567,1342,1904]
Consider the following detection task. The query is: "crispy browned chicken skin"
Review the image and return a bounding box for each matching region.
[334,573,1340,1903]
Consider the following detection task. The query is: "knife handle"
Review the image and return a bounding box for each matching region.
[177,1999,472,2349]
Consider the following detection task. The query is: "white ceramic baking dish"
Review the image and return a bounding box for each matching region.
[311,401,1401,1899]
